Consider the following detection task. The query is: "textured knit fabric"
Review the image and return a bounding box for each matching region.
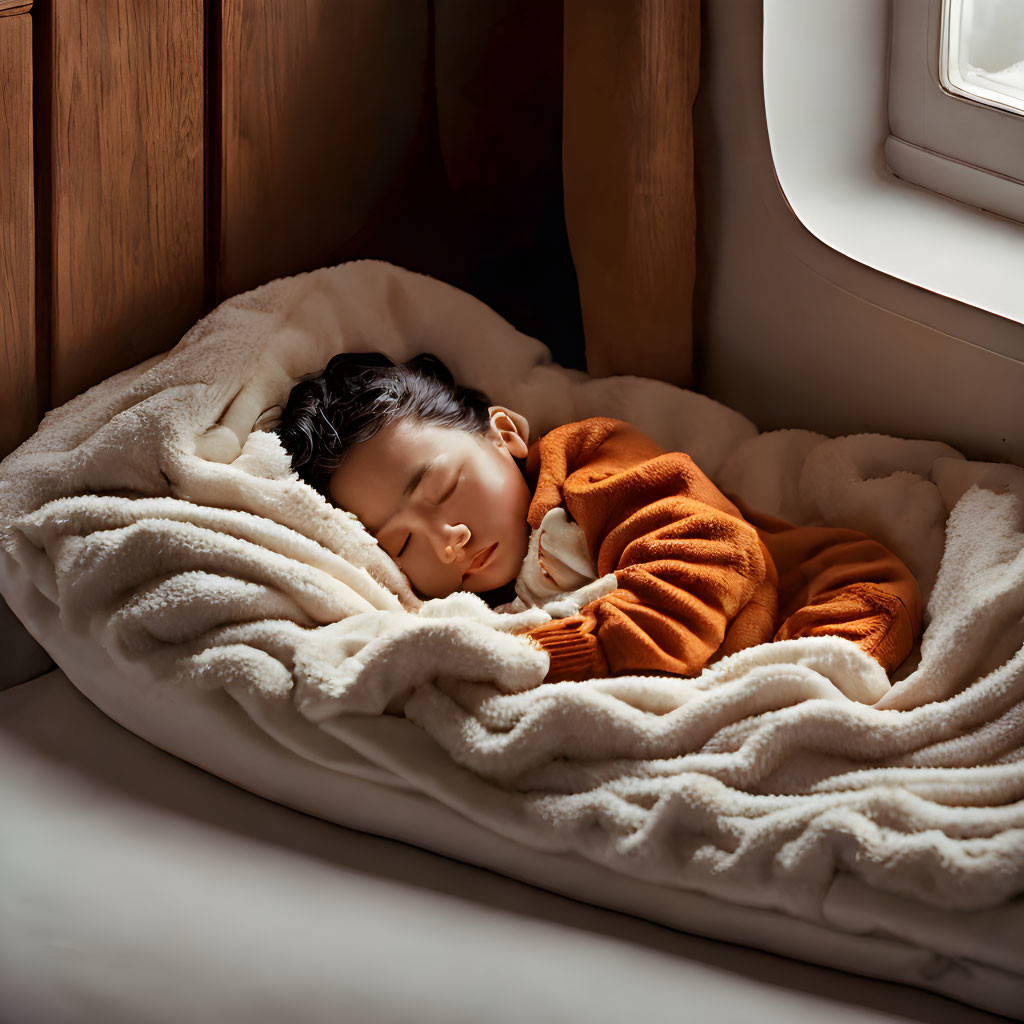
[520,418,922,683]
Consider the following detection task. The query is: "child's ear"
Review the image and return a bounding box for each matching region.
[487,406,530,459]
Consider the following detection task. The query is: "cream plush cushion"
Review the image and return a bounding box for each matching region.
[1,261,1022,1017]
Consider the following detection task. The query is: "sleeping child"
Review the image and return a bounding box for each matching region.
[274,351,922,684]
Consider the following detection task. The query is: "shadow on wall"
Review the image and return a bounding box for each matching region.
[220,0,586,372]
[0,596,54,691]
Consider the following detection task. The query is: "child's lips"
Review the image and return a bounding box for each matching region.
[463,542,498,579]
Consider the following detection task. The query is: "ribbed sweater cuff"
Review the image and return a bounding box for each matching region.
[522,613,609,683]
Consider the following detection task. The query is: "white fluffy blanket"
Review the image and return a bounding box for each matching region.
[1,262,1022,943]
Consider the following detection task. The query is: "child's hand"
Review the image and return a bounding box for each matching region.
[537,537,592,592]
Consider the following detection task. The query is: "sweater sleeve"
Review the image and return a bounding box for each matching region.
[520,420,773,681]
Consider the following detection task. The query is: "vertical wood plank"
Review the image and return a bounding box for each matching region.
[50,0,205,406]
[563,0,700,385]
[219,0,429,298]
[0,12,34,457]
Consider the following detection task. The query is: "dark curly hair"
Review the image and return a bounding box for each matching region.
[273,351,493,498]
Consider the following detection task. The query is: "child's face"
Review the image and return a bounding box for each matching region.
[329,408,532,599]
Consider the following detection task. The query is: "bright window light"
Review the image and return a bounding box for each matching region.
[941,0,1024,115]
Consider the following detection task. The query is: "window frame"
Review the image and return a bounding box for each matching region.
[939,0,1024,117]
[763,0,1024,337]
[887,0,1024,223]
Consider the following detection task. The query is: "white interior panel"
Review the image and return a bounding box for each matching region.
[694,0,1024,466]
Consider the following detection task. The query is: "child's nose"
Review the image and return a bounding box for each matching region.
[438,523,471,565]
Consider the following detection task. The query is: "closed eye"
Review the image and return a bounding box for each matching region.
[390,473,458,558]
[436,473,460,504]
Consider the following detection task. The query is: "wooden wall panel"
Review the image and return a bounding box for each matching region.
[49,0,205,406]
[0,11,34,458]
[219,0,430,299]
[563,0,700,385]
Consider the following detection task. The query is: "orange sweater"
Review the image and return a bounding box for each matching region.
[519,418,922,683]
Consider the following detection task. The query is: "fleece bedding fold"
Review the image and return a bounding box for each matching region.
[0,261,1021,1012]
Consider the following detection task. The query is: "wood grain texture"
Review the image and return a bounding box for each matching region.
[50,0,205,406]
[0,14,34,458]
[563,0,700,385]
[0,2,33,16]
[219,0,429,298]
